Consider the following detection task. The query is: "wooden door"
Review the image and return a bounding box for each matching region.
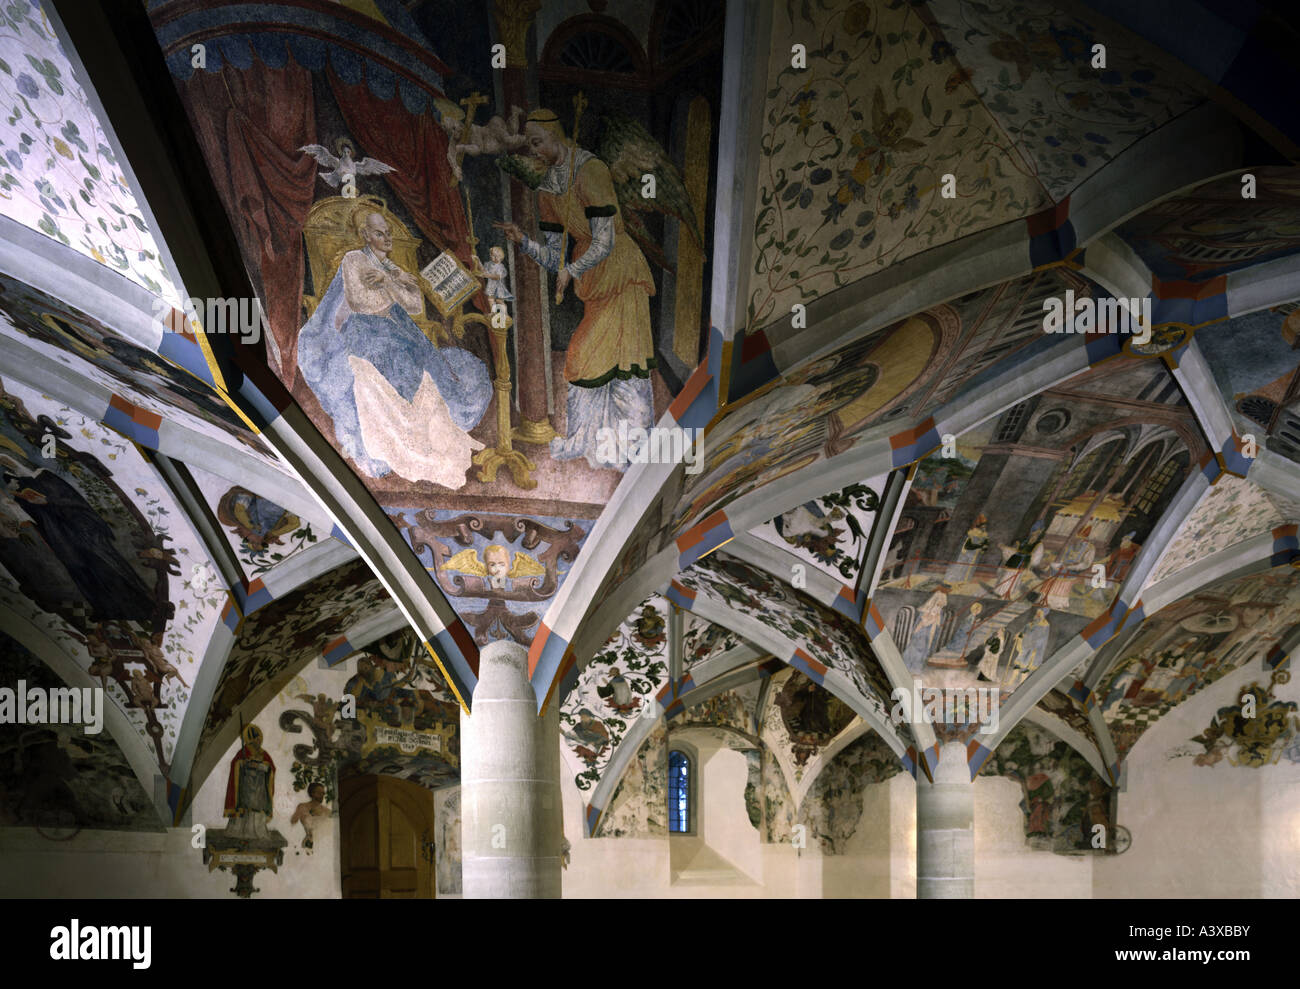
[339,774,435,898]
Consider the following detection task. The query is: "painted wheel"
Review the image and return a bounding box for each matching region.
[1111,825,1132,854]
[34,808,81,842]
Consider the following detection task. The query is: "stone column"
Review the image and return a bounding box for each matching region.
[916,741,974,898]
[460,639,562,898]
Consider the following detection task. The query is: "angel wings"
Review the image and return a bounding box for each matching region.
[494,110,705,274]
[441,547,545,579]
[298,140,396,189]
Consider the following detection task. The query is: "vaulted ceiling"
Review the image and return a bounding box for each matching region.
[0,0,1297,833]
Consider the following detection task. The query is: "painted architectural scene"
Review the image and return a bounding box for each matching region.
[1097,569,1300,761]
[875,355,1200,690]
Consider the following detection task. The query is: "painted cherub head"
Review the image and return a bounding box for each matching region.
[484,544,510,581]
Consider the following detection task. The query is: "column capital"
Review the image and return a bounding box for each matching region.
[493,0,541,68]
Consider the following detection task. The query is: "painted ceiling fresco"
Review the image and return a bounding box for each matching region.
[1099,568,1300,761]
[751,0,1044,330]
[761,697,899,853]
[1145,475,1291,587]
[682,613,748,670]
[0,273,268,460]
[0,631,161,832]
[759,667,861,800]
[749,475,884,584]
[748,0,1199,332]
[399,507,589,649]
[926,0,1200,202]
[679,551,898,724]
[1036,688,1101,755]
[188,463,337,580]
[4,0,1300,865]
[0,376,221,781]
[196,558,394,758]
[149,0,726,628]
[875,354,1199,691]
[1115,167,1300,283]
[676,682,764,739]
[588,265,1096,627]
[0,0,178,301]
[1194,306,1300,466]
[560,594,669,794]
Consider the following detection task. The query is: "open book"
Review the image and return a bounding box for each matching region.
[421,251,480,316]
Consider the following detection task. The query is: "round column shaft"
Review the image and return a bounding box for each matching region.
[460,640,562,898]
[916,741,975,899]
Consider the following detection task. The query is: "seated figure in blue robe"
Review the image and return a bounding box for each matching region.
[297,210,490,488]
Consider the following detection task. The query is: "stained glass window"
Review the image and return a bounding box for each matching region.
[668,749,691,833]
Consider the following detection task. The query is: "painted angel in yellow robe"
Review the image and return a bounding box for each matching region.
[495,108,703,471]
[441,544,545,594]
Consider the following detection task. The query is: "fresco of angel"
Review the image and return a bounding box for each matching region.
[493,108,704,471]
[440,544,545,593]
[434,99,528,180]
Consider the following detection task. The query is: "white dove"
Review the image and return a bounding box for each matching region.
[298,138,396,188]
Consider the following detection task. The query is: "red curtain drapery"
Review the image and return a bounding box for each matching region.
[181,57,318,378]
[327,66,486,312]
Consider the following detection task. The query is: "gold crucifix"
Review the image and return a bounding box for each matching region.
[451,89,490,202]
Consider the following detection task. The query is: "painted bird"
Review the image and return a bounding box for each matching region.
[298,138,396,189]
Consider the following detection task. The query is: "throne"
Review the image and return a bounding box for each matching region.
[301,194,459,346]
[298,194,537,488]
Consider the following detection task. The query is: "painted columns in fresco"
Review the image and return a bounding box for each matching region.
[915,741,974,899]
[493,0,556,445]
[460,639,563,898]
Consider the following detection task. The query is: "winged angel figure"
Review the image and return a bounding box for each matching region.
[441,545,546,593]
[477,108,706,470]
[492,111,705,274]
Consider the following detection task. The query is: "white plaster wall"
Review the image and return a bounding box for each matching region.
[1093,660,1300,898]
[975,775,1093,897]
[699,745,763,881]
[0,657,352,898]
[559,740,1090,898]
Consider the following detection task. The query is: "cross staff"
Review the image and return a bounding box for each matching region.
[452,88,491,248]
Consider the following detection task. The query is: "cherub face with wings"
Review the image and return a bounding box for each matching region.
[442,545,546,582]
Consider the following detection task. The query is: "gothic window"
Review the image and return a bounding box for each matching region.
[995,402,1030,443]
[1134,456,1182,514]
[652,0,725,66]
[555,30,636,74]
[668,749,692,833]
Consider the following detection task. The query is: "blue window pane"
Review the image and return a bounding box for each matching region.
[669,750,690,833]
